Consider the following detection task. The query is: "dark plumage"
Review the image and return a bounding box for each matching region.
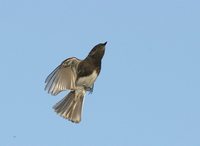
[45,42,106,123]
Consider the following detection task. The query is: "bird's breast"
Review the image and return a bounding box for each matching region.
[76,70,98,88]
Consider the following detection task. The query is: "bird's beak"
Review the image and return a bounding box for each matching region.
[103,42,107,46]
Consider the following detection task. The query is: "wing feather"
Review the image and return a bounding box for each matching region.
[45,57,81,95]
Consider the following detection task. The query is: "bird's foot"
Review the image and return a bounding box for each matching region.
[83,85,94,94]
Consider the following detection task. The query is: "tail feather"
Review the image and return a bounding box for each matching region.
[53,90,85,123]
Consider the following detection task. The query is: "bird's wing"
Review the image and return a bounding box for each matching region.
[45,57,81,95]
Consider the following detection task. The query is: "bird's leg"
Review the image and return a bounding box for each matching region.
[83,84,94,94]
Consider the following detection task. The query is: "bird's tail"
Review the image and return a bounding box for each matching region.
[53,90,86,123]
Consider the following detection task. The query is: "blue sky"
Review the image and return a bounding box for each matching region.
[0,0,200,146]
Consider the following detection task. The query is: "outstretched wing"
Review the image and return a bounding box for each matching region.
[45,57,81,95]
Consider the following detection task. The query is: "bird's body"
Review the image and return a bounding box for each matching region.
[45,42,106,123]
[77,70,98,88]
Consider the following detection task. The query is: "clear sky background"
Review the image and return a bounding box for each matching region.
[0,0,200,146]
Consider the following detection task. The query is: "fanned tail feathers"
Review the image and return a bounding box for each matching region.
[53,90,86,123]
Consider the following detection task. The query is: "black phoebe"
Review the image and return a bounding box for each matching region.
[45,42,106,123]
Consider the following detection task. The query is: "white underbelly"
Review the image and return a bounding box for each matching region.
[76,71,98,87]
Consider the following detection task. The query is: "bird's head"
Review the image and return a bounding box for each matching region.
[87,42,107,60]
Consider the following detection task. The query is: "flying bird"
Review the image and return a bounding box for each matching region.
[45,42,106,123]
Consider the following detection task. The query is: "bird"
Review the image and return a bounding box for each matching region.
[45,42,107,123]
